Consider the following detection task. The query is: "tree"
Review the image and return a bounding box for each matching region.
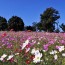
[26,26,34,31]
[36,22,43,31]
[32,22,43,31]
[55,29,60,33]
[60,23,65,32]
[40,7,60,32]
[8,16,24,31]
[0,16,8,31]
[32,22,37,31]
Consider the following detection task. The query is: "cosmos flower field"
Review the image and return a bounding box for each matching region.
[0,31,65,65]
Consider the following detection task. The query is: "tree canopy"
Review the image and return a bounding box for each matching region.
[8,16,24,31]
[0,7,61,32]
[40,7,60,32]
[0,16,8,31]
[26,26,35,31]
[60,23,65,32]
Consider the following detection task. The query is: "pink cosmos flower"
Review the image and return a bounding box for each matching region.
[43,44,49,51]
[59,40,65,45]
[7,44,13,49]
[48,40,54,45]
[56,46,60,50]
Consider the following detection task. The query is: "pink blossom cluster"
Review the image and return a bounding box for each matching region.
[0,31,65,64]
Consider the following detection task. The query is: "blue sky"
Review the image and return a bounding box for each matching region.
[0,0,65,27]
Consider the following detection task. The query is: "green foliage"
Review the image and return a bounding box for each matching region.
[55,29,60,33]
[26,26,34,31]
[32,22,37,31]
[8,16,24,31]
[36,22,43,31]
[32,22,43,31]
[25,25,36,31]
[0,16,8,31]
[60,23,65,32]
[40,7,60,32]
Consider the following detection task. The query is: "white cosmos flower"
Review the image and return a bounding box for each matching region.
[50,50,57,55]
[31,48,39,55]
[0,58,3,61]
[31,48,42,63]
[33,53,42,63]
[0,54,7,61]
[37,42,40,44]
[43,50,46,52]
[62,53,65,56]
[32,40,34,42]
[25,40,29,44]
[15,53,19,55]
[26,48,30,53]
[50,50,54,55]
[33,57,40,63]
[35,53,42,58]
[59,46,64,52]
[1,54,7,58]
[7,55,14,60]
[54,55,57,60]
[35,50,40,55]
[31,48,36,54]
[22,40,29,49]
[54,50,57,54]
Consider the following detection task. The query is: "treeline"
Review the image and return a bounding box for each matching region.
[0,7,65,32]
